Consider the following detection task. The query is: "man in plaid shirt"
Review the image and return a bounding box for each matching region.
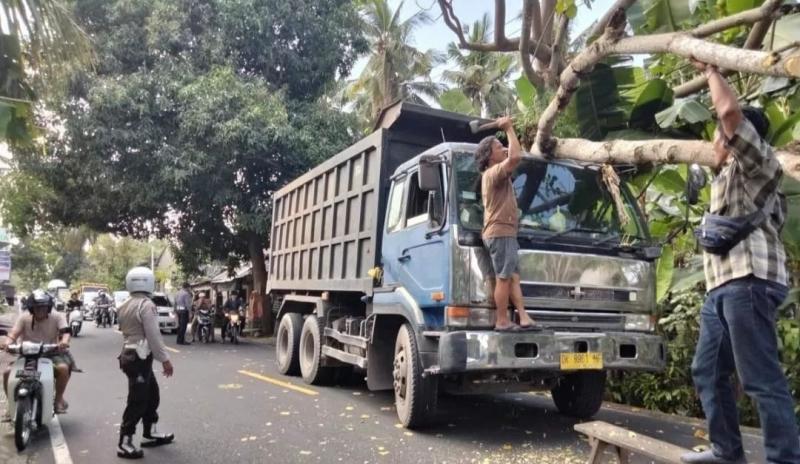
[681,61,800,464]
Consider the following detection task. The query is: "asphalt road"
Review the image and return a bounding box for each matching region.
[1,320,771,463]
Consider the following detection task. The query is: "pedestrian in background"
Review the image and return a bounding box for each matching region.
[174,282,192,346]
[116,267,174,459]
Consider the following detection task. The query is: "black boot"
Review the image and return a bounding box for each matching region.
[117,434,144,459]
[141,423,174,447]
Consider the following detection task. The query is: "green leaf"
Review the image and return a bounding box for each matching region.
[514,76,537,109]
[438,89,476,115]
[725,0,762,15]
[627,0,694,34]
[655,99,712,129]
[769,111,800,147]
[656,245,675,302]
[651,169,686,195]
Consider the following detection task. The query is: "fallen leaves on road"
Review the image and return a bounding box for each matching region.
[218,383,243,390]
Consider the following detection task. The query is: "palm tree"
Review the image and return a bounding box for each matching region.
[441,13,515,118]
[348,0,444,127]
[1,0,92,142]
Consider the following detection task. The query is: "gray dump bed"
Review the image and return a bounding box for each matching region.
[267,102,490,295]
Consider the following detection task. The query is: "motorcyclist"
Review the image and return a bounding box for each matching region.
[95,290,113,326]
[1,290,73,415]
[221,291,243,340]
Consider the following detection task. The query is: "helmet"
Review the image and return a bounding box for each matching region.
[25,289,54,313]
[126,267,155,294]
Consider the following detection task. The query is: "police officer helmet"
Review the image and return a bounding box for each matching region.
[126,267,155,295]
[25,289,54,314]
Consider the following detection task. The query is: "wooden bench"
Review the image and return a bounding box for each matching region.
[574,421,691,464]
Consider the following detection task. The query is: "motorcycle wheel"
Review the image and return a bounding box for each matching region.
[14,397,32,451]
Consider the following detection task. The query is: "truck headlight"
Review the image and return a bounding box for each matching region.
[624,314,656,332]
[445,306,495,328]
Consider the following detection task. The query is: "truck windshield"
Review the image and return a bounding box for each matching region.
[454,153,646,244]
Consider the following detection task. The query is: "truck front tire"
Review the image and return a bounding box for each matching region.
[276,313,303,376]
[551,370,606,419]
[299,315,333,385]
[393,323,437,428]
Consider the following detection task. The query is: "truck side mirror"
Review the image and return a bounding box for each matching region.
[418,156,441,192]
[686,163,707,205]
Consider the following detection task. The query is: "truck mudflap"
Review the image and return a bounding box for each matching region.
[433,331,665,374]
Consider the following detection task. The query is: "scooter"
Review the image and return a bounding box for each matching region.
[5,341,59,451]
[68,307,83,337]
[197,309,213,343]
[224,310,242,345]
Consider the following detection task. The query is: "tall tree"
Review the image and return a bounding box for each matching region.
[348,0,444,126]
[2,0,366,333]
[441,13,516,117]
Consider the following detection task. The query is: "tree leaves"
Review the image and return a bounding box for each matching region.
[655,99,713,128]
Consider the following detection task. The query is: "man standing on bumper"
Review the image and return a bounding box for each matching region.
[475,116,536,332]
[681,60,800,464]
[116,266,175,459]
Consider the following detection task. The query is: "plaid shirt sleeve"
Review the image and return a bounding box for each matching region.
[729,118,781,179]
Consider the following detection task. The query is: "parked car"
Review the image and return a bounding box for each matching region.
[152,293,177,334]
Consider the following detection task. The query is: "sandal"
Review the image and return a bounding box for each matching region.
[494,324,523,333]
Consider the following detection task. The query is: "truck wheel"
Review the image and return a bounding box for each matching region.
[277,313,304,376]
[551,370,606,419]
[299,315,333,385]
[393,323,437,428]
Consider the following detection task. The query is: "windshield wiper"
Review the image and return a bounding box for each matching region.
[543,226,607,242]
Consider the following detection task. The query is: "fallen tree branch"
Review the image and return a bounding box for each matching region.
[536,4,800,153]
[527,138,800,182]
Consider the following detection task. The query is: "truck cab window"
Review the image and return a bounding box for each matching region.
[386,179,405,232]
[405,171,441,228]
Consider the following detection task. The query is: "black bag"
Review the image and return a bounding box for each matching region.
[694,194,775,255]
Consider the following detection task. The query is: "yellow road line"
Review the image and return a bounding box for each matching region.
[238,370,319,396]
[165,346,180,353]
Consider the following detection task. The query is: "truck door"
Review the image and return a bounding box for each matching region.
[381,168,449,309]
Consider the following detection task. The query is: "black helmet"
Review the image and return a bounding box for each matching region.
[24,289,54,313]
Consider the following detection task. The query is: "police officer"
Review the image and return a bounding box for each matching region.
[116,267,175,459]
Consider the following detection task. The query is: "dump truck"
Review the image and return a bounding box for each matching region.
[268,102,666,428]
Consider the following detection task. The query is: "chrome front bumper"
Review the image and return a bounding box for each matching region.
[435,330,665,374]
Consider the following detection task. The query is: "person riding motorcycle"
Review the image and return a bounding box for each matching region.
[94,290,113,326]
[1,290,73,416]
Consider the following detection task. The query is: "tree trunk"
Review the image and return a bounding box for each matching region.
[528,138,800,182]
[246,232,272,336]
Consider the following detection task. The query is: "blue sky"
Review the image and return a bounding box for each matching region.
[349,0,616,81]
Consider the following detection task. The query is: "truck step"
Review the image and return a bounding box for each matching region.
[324,327,368,349]
[322,346,367,369]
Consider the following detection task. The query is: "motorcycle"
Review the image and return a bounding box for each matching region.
[96,304,112,328]
[5,341,59,451]
[224,310,242,345]
[197,309,213,343]
[68,307,83,337]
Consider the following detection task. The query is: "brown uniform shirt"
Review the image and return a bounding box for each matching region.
[481,162,518,238]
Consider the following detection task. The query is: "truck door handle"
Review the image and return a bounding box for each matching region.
[398,255,411,263]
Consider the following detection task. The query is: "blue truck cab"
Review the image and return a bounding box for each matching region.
[268,102,666,428]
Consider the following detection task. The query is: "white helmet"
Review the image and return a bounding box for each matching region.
[126,267,155,294]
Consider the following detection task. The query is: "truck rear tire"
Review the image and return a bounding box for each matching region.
[393,323,437,428]
[276,313,304,376]
[299,315,333,385]
[551,370,606,419]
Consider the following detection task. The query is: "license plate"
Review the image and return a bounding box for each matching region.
[15,370,40,379]
[560,352,603,370]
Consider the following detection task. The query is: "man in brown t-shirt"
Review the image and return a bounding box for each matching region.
[476,116,536,332]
